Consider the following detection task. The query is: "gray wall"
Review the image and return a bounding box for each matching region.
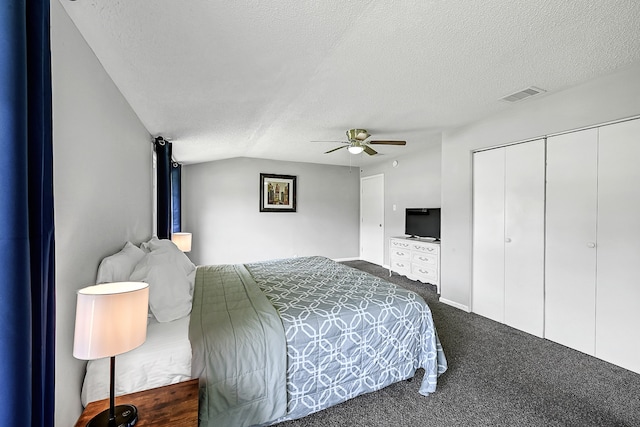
[440,63,640,311]
[360,143,442,266]
[52,2,153,425]
[183,157,360,265]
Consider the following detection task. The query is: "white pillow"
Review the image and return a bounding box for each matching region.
[129,250,194,322]
[140,236,180,253]
[96,242,146,283]
[140,237,196,275]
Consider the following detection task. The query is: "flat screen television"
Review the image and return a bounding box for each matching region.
[405,208,441,240]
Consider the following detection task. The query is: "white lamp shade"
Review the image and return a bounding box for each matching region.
[348,145,364,154]
[73,282,149,360]
[171,232,192,252]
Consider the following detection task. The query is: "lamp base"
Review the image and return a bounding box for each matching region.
[86,404,138,427]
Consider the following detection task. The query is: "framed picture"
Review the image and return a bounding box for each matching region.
[260,173,297,212]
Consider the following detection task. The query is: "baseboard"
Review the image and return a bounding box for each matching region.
[440,298,470,312]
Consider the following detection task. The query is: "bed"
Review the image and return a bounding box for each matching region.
[81,239,447,426]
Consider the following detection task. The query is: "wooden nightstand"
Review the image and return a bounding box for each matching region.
[75,379,199,427]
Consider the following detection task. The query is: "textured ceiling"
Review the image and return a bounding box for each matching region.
[60,0,640,166]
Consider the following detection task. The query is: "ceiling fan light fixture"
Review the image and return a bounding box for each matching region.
[348,145,364,154]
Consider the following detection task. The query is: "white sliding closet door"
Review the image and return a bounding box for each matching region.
[596,119,640,373]
[545,129,598,355]
[473,140,545,336]
[472,148,505,324]
[504,142,545,336]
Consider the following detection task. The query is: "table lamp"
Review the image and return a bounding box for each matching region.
[73,282,149,427]
[171,232,192,252]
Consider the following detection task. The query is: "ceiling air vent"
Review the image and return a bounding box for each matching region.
[501,86,546,103]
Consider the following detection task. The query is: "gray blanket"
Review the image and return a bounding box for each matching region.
[189,264,287,427]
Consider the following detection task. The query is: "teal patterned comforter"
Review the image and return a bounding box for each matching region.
[245,256,447,423]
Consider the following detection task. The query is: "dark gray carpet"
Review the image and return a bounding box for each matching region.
[275,260,640,427]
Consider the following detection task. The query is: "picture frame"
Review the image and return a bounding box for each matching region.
[260,173,297,212]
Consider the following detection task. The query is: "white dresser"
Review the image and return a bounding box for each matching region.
[389,237,440,292]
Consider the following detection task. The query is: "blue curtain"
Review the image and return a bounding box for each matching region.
[171,162,182,233]
[155,137,172,239]
[0,0,55,426]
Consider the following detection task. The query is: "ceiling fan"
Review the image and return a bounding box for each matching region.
[314,129,406,155]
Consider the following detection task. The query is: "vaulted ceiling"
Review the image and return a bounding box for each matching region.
[60,0,640,166]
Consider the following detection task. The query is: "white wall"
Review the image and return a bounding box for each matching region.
[440,63,640,311]
[360,143,442,266]
[51,1,153,425]
[183,157,359,265]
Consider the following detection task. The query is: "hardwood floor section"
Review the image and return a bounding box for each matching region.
[75,379,198,426]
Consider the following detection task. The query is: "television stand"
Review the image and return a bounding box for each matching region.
[389,236,440,293]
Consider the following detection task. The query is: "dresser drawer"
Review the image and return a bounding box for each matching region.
[411,243,439,255]
[390,239,412,250]
[390,248,411,260]
[412,264,439,284]
[412,252,438,268]
[390,259,411,275]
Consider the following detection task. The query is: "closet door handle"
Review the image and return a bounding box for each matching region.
[505,238,512,243]
[587,242,596,248]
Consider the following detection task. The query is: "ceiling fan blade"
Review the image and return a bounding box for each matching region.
[324,145,348,154]
[363,145,378,155]
[368,140,407,145]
